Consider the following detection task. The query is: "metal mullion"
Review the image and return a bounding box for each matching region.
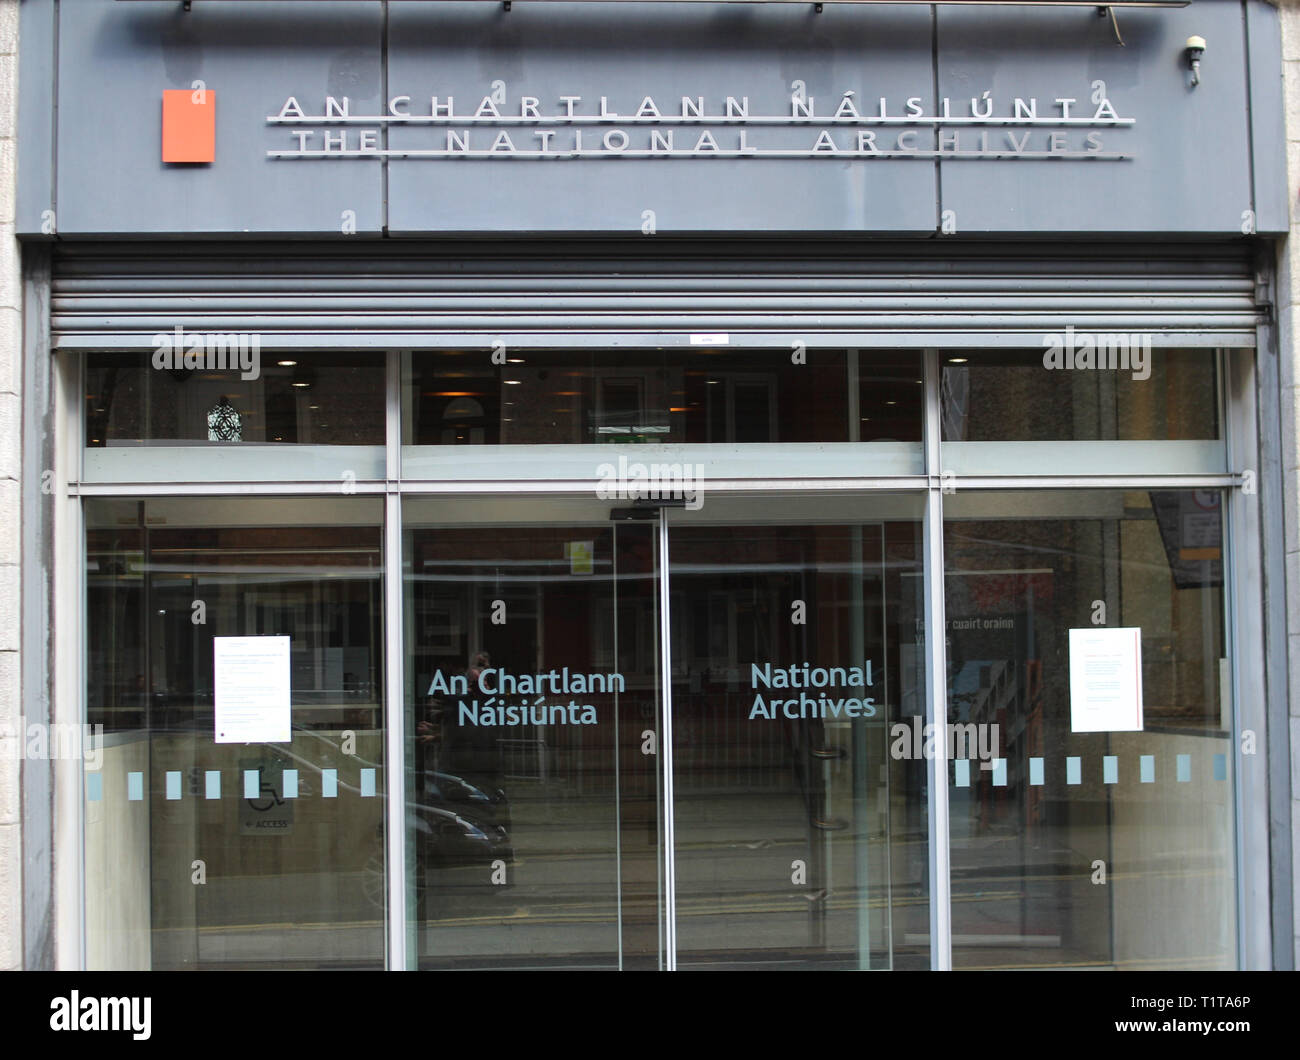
[387,474,1241,494]
[383,349,408,971]
[1224,361,1245,973]
[612,523,624,971]
[386,350,401,486]
[923,347,952,971]
[658,512,678,970]
[943,474,1239,490]
[74,481,389,496]
[396,477,929,495]
[76,349,84,487]
[65,484,86,970]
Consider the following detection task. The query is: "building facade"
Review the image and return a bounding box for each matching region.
[3,0,1300,970]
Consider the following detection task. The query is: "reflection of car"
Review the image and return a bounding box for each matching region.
[363,799,513,909]
[413,804,513,870]
[422,771,511,829]
[363,800,513,910]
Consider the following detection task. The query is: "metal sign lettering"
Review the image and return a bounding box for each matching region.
[267,90,1134,161]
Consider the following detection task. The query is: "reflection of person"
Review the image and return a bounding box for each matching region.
[416,681,444,747]
[129,673,148,721]
[466,651,489,688]
[416,651,490,750]
[443,651,501,789]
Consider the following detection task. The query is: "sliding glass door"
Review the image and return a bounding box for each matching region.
[398,493,929,969]
[664,496,929,969]
[402,497,666,969]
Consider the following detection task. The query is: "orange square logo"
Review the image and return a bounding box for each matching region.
[162,89,215,163]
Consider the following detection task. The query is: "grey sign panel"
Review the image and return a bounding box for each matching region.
[52,0,383,236]
[383,2,937,233]
[935,5,1256,235]
[14,0,1285,238]
[1246,0,1288,236]
[17,0,55,237]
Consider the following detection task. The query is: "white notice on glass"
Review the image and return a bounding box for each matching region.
[1069,627,1143,733]
[214,636,291,743]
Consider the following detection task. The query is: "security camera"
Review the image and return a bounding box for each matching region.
[1186,35,1206,87]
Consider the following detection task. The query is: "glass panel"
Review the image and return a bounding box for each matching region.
[941,349,1221,442]
[667,495,929,969]
[940,349,1226,476]
[405,348,922,445]
[403,499,663,969]
[84,497,385,969]
[943,489,1235,970]
[87,351,385,446]
[83,352,386,481]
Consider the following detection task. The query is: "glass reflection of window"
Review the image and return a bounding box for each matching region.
[84,352,384,447]
[407,349,923,446]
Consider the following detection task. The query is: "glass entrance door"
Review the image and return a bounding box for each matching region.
[664,495,930,970]
[402,497,666,969]
[402,492,929,970]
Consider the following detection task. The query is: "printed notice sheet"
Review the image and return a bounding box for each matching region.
[214,636,291,743]
[1069,627,1143,733]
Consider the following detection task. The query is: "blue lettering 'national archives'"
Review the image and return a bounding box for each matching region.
[747,661,877,721]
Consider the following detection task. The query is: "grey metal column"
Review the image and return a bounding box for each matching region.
[1250,252,1292,969]
[384,349,408,970]
[923,348,952,971]
[1225,341,1271,971]
[59,328,85,970]
[21,246,58,969]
